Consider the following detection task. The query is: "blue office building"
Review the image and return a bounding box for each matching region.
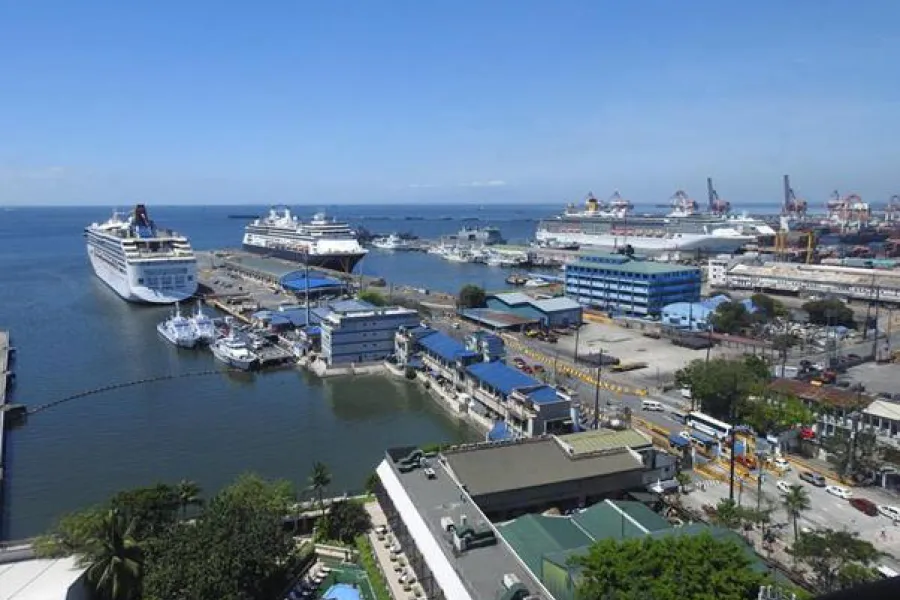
[320,300,421,366]
[565,252,701,316]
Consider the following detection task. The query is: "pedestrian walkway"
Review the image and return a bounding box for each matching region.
[363,502,423,600]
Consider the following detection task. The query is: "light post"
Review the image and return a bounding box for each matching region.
[574,326,580,363]
[593,351,603,430]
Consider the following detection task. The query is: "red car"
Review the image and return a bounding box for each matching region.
[850,497,878,517]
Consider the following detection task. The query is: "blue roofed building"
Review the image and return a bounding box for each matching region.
[465,361,572,438]
[661,294,757,331]
[465,331,506,362]
[485,293,583,328]
[565,252,701,317]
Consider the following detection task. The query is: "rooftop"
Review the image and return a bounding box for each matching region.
[443,437,643,498]
[864,399,900,422]
[769,378,873,409]
[568,257,700,275]
[729,262,900,288]
[466,362,562,403]
[279,272,344,292]
[377,451,550,600]
[556,428,652,456]
[489,293,582,314]
[458,308,540,329]
[0,557,86,600]
[418,331,479,362]
[224,254,301,279]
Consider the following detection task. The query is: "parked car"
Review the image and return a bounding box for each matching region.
[772,458,791,472]
[776,480,792,495]
[878,505,900,521]
[799,471,827,487]
[513,357,526,368]
[850,497,878,516]
[826,485,853,500]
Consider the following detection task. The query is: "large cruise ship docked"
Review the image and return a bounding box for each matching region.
[536,192,775,254]
[85,204,198,303]
[242,207,368,272]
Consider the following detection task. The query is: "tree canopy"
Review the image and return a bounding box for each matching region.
[710,301,753,334]
[674,356,769,420]
[358,290,387,307]
[750,293,786,320]
[316,500,373,545]
[457,284,487,309]
[571,532,768,600]
[791,529,882,594]
[802,298,855,328]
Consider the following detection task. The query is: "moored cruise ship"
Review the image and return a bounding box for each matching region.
[85,204,198,303]
[242,207,368,272]
[536,192,774,255]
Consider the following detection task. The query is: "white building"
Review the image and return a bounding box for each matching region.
[709,259,900,304]
[319,300,421,366]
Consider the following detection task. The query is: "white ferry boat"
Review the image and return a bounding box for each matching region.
[211,333,259,371]
[242,207,368,272]
[157,304,200,348]
[85,204,198,304]
[371,233,414,251]
[536,192,774,255]
[189,302,217,345]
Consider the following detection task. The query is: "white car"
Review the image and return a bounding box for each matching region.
[826,485,853,500]
[878,505,900,520]
[772,458,791,472]
[776,480,793,495]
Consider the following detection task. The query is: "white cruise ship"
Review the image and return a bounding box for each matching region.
[85,204,198,304]
[242,207,368,272]
[536,192,774,255]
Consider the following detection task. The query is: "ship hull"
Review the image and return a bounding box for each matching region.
[87,246,198,304]
[242,243,366,273]
[535,230,754,254]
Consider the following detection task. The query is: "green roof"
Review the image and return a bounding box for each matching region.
[569,256,699,275]
[497,514,593,575]
[570,500,668,540]
[556,428,651,456]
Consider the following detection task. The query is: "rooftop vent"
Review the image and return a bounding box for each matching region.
[502,574,521,590]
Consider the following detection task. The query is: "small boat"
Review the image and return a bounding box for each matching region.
[211,333,259,371]
[524,277,552,288]
[190,302,217,344]
[157,303,200,348]
[506,273,528,286]
[372,234,414,251]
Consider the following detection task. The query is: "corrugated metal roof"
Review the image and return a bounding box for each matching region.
[531,297,581,312]
[418,331,478,362]
[329,299,376,313]
[557,428,652,455]
[865,400,900,422]
[569,257,700,275]
[497,514,593,575]
[466,361,542,396]
[459,308,539,328]
[492,292,533,305]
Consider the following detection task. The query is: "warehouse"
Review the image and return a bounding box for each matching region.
[709,259,900,304]
[485,292,583,327]
[565,252,701,316]
[661,295,756,331]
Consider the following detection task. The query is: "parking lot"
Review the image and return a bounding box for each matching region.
[843,362,900,398]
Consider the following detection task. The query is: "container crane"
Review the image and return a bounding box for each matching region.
[706,177,730,215]
[781,175,807,216]
[670,190,698,214]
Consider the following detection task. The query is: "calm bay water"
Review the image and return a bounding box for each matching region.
[0,201,783,538]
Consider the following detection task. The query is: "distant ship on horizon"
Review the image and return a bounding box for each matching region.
[85,204,198,304]
[241,207,368,272]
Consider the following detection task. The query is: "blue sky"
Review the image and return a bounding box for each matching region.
[1,1,898,206]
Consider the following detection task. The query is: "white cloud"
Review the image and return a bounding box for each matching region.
[461,180,506,188]
[407,183,439,189]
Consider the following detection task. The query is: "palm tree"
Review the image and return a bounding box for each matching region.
[309,461,332,513]
[175,479,203,519]
[82,509,143,600]
[782,484,811,541]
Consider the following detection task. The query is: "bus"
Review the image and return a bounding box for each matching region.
[687,411,733,440]
[669,409,688,425]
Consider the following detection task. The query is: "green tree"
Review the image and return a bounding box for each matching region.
[710,301,752,334]
[108,484,180,541]
[317,500,373,545]
[83,510,144,600]
[35,507,108,558]
[571,532,768,600]
[221,472,294,514]
[751,293,786,320]
[791,529,882,593]
[822,427,881,482]
[143,478,293,600]
[803,298,855,328]
[782,484,811,542]
[675,357,767,419]
[772,332,797,376]
[739,394,814,437]
[364,472,380,495]
[309,461,333,512]
[358,290,387,306]
[711,499,742,530]
[175,479,203,519]
[457,284,487,309]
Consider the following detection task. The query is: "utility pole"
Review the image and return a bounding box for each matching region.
[593,351,603,429]
[574,326,580,363]
[705,324,713,363]
[756,456,764,513]
[871,285,881,359]
[728,373,738,502]
[304,250,311,328]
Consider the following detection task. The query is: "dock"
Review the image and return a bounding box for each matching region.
[1,330,13,538]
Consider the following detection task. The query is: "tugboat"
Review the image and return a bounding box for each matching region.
[505,273,528,286]
[157,304,200,348]
[210,333,259,371]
